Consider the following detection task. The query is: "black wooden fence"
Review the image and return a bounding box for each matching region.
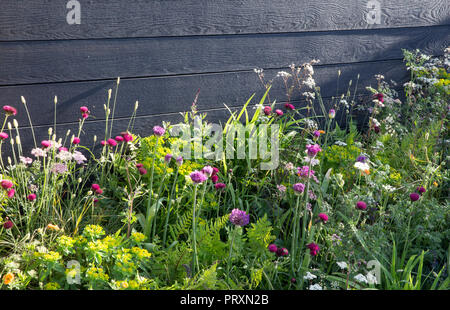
[0,0,449,156]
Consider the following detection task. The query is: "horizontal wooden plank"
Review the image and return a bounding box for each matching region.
[0,26,447,85]
[0,59,409,128]
[0,0,448,40]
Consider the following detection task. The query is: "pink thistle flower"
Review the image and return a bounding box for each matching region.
[285,103,295,110]
[136,163,144,169]
[306,144,322,158]
[214,183,226,190]
[212,167,219,176]
[115,136,124,142]
[3,220,13,229]
[211,175,219,184]
[72,137,80,145]
[121,132,133,142]
[95,188,103,195]
[153,126,165,137]
[275,109,284,116]
[0,132,8,140]
[82,113,89,119]
[1,180,13,190]
[41,140,52,148]
[100,140,107,146]
[410,193,420,202]
[276,248,289,257]
[318,213,328,223]
[80,106,89,113]
[3,105,17,116]
[268,244,278,253]
[7,189,15,198]
[416,186,426,195]
[307,242,320,256]
[91,184,101,191]
[138,167,147,175]
[190,170,207,184]
[27,193,37,201]
[107,138,117,147]
[263,106,272,115]
[356,201,367,210]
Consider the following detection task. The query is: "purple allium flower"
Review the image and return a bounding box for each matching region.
[410,192,420,202]
[416,186,426,195]
[229,208,250,226]
[214,182,226,190]
[356,155,367,163]
[190,170,208,184]
[176,156,183,166]
[164,154,173,163]
[313,130,321,139]
[328,109,336,119]
[356,201,367,210]
[202,166,214,177]
[318,213,328,223]
[293,183,305,194]
[307,243,320,256]
[306,144,322,158]
[268,244,278,253]
[153,126,165,137]
[297,166,318,183]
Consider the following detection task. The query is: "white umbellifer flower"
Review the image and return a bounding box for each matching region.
[276,71,291,78]
[31,148,47,158]
[354,274,368,284]
[354,161,370,172]
[308,284,323,290]
[304,272,317,280]
[304,63,314,75]
[56,150,72,162]
[335,141,347,146]
[303,76,316,89]
[303,92,315,99]
[366,272,378,285]
[382,185,396,192]
[337,262,348,270]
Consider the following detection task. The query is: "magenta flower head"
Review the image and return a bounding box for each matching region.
[306,144,322,158]
[72,137,80,145]
[318,213,328,223]
[0,132,8,140]
[153,126,165,137]
[3,220,13,229]
[268,244,278,253]
[27,193,37,201]
[41,140,52,148]
[80,106,89,113]
[285,103,295,110]
[202,166,214,177]
[293,183,305,195]
[328,109,336,119]
[100,140,107,146]
[275,109,284,116]
[416,186,426,195]
[121,132,133,142]
[138,167,147,175]
[7,189,15,198]
[229,208,250,226]
[313,130,321,139]
[374,93,384,103]
[164,154,173,163]
[307,243,320,256]
[107,138,117,147]
[211,175,219,183]
[136,163,144,169]
[263,106,272,115]
[276,248,289,257]
[59,147,68,152]
[410,192,420,202]
[91,184,103,194]
[212,167,219,176]
[356,201,367,210]
[3,105,17,116]
[190,170,208,184]
[1,180,14,190]
[176,156,183,166]
[214,182,226,190]
[115,135,124,142]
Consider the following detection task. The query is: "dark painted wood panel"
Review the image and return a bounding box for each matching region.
[0,26,448,85]
[0,59,408,128]
[0,0,448,40]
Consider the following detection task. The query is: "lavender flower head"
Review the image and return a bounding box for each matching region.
[176,156,183,166]
[229,208,250,226]
[356,155,367,163]
[190,170,208,184]
[164,154,173,163]
[153,126,165,137]
[293,183,306,194]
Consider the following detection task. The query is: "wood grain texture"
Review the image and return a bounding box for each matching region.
[0,0,449,40]
[0,59,408,128]
[0,26,448,85]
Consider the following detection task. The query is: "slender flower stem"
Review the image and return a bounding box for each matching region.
[191,184,199,275]
[145,137,159,239]
[226,227,237,282]
[291,194,301,276]
[162,168,179,247]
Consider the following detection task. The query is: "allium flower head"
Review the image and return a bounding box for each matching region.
[356,201,367,210]
[410,192,420,202]
[268,244,278,253]
[229,208,250,226]
[306,144,322,158]
[3,105,17,116]
[190,170,207,184]
[164,154,173,163]
[214,182,226,190]
[313,130,321,139]
[293,183,305,194]
[307,242,320,256]
[202,166,214,177]
[176,156,183,166]
[356,155,367,163]
[153,126,165,137]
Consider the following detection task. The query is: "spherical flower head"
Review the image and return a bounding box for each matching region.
[293,183,305,195]
[121,132,134,142]
[3,105,17,116]
[356,155,367,163]
[82,113,89,119]
[410,192,420,202]
[138,167,147,175]
[7,189,15,198]
[229,208,250,226]
[313,130,321,139]
[306,144,322,158]
[1,180,13,190]
[285,103,295,110]
[91,184,101,191]
[275,109,284,116]
[328,109,336,119]
[176,156,183,166]
[27,193,37,201]
[0,132,8,140]
[263,106,272,115]
[291,278,297,284]
[307,242,320,256]
[268,244,278,253]
[276,248,289,257]
[416,186,426,195]
[211,175,219,184]
[356,201,367,210]
[153,126,165,137]
[190,170,207,184]
[41,140,52,148]
[80,106,89,113]
[202,166,214,177]
[95,188,103,195]
[164,154,173,163]
[318,213,328,223]
[3,220,13,229]
[72,137,80,145]
[214,182,226,190]
[100,140,107,146]
[212,167,219,176]
[115,135,124,142]
[107,138,117,147]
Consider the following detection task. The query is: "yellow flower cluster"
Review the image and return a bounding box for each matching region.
[82,224,106,239]
[44,282,61,290]
[131,247,152,261]
[34,251,62,263]
[130,232,146,244]
[86,266,109,282]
